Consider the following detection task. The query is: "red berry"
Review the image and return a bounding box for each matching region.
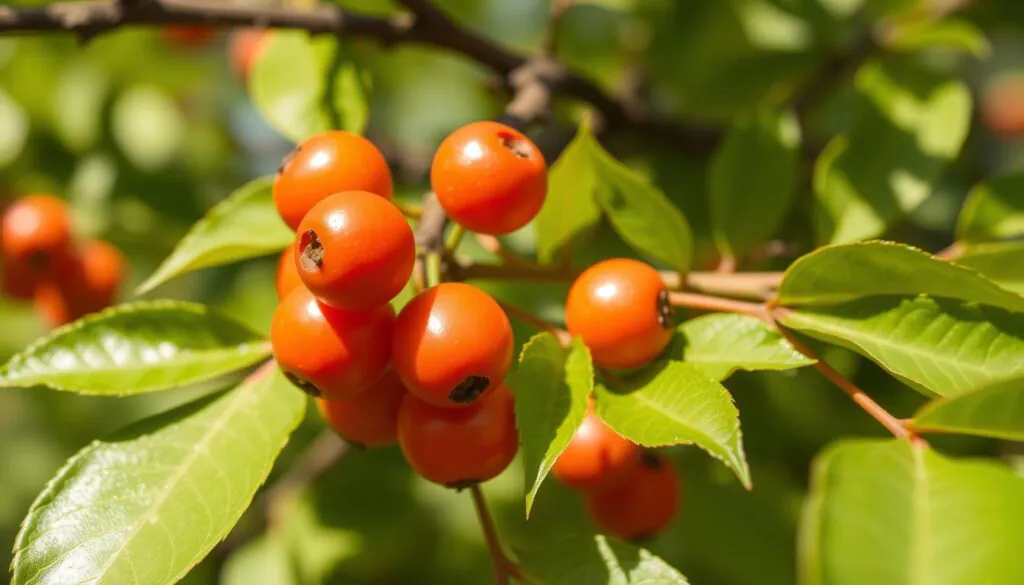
[275,241,303,300]
[273,131,393,231]
[295,191,415,310]
[316,369,407,448]
[163,26,218,47]
[270,286,394,399]
[565,258,674,370]
[397,384,518,487]
[1,194,73,279]
[229,28,269,81]
[431,121,547,235]
[33,239,126,327]
[584,452,680,541]
[392,282,513,408]
[552,407,639,492]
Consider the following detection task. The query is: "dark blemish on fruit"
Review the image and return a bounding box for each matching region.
[639,450,664,470]
[445,479,478,491]
[498,132,530,159]
[449,375,490,404]
[299,229,324,272]
[277,144,301,175]
[656,289,674,330]
[284,371,322,398]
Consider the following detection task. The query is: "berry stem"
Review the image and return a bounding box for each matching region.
[470,484,524,585]
[775,326,919,442]
[496,299,572,346]
[264,429,349,530]
[666,291,769,320]
[393,200,423,220]
[445,224,466,252]
[424,252,443,288]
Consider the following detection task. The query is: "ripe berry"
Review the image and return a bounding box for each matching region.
[584,452,680,541]
[552,407,639,492]
[981,73,1024,138]
[33,239,127,327]
[565,258,674,370]
[271,286,394,399]
[392,282,513,408]
[431,121,547,235]
[274,131,393,231]
[295,191,415,310]
[1,194,72,277]
[275,241,303,300]
[316,369,407,449]
[398,383,518,487]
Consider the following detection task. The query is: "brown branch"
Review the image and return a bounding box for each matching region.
[667,290,769,320]
[0,0,717,155]
[539,0,574,56]
[496,299,572,346]
[470,484,523,585]
[775,325,916,441]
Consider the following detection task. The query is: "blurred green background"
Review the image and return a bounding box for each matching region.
[1,1,1024,584]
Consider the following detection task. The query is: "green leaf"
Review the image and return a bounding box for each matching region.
[777,240,1024,313]
[249,30,369,143]
[956,242,1024,295]
[221,535,296,585]
[137,177,293,294]
[0,87,29,168]
[814,59,971,244]
[518,534,690,585]
[887,19,991,58]
[0,301,271,395]
[912,376,1024,440]
[592,141,693,273]
[780,296,1024,397]
[799,439,1024,585]
[112,85,185,172]
[709,109,801,258]
[595,360,750,488]
[508,333,593,517]
[11,365,306,585]
[955,172,1024,243]
[670,314,814,381]
[534,119,603,263]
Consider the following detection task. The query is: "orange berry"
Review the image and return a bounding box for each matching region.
[392,283,513,408]
[295,191,415,310]
[431,121,547,235]
[397,384,518,487]
[1,194,72,279]
[270,286,394,399]
[275,241,303,300]
[584,452,680,541]
[316,369,407,448]
[273,131,393,231]
[552,407,639,492]
[565,258,674,370]
[229,28,269,81]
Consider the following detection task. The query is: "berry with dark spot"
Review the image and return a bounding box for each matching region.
[270,286,395,399]
[552,405,639,492]
[565,258,674,370]
[317,369,408,448]
[295,190,415,310]
[584,452,680,541]
[392,282,513,408]
[431,121,547,235]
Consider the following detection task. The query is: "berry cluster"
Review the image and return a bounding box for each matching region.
[0,194,126,327]
[268,122,681,538]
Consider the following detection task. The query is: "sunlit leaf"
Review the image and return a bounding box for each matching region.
[0,301,271,395]
[913,376,1024,440]
[777,240,1024,312]
[887,19,991,58]
[780,296,1024,397]
[10,366,306,585]
[518,534,690,585]
[508,333,593,516]
[534,118,603,263]
[814,60,971,244]
[670,314,813,381]
[956,242,1024,295]
[595,360,750,488]
[799,439,1024,585]
[137,177,292,294]
[249,30,369,143]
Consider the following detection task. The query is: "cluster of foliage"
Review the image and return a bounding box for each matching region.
[2,0,1024,584]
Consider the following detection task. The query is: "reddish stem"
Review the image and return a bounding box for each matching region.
[667,291,769,320]
[496,299,572,346]
[470,484,523,584]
